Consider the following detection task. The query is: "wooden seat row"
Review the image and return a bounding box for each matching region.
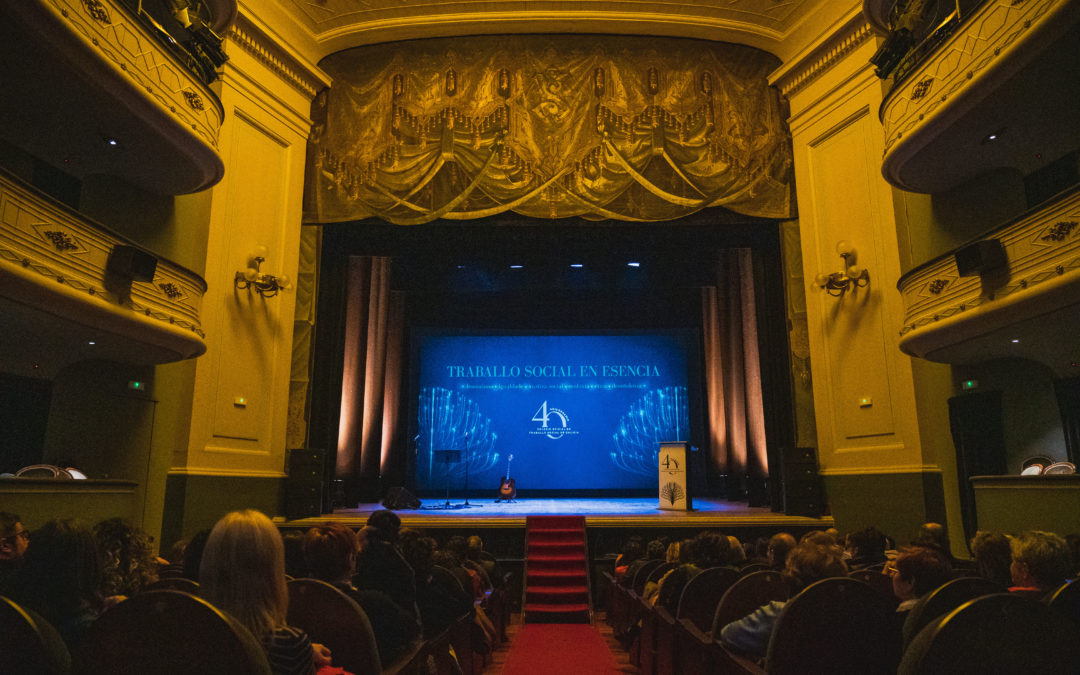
[606,570,1080,675]
[1,574,515,675]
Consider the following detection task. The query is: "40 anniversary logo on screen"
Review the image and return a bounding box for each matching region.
[529,400,580,440]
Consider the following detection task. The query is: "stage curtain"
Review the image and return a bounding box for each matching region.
[702,249,769,480]
[335,256,405,487]
[304,35,793,225]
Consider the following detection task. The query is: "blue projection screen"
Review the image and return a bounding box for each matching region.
[414,333,691,491]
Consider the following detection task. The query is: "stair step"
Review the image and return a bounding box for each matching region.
[528,570,587,585]
[526,587,589,603]
[524,603,591,623]
[529,540,587,550]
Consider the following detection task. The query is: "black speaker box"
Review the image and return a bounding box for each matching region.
[107,245,158,282]
[285,448,325,520]
[780,447,824,517]
[382,486,421,510]
[954,239,1005,276]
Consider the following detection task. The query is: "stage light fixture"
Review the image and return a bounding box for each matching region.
[234,245,290,298]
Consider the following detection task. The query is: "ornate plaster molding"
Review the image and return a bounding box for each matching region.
[0,170,207,354]
[227,14,330,99]
[897,186,1080,356]
[770,10,875,99]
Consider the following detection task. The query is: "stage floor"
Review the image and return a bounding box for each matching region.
[281,497,833,530]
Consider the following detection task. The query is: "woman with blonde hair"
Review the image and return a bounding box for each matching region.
[200,510,330,675]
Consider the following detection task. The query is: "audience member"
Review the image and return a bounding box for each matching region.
[467,535,505,588]
[181,529,211,583]
[888,545,953,613]
[912,522,952,560]
[302,523,421,667]
[614,536,644,581]
[158,538,187,580]
[1009,530,1071,596]
[354,512,418,617]
[726,535,747,565]
[0,511,29,594]
[800,530,835,547]
[445,535,489,596]
[767,532,796,571]
[621,538,666,588]
[969,531,1012,588]
[11,519,105,648]
[719,540,848,659]
[199,510,331,675]
[654,530,730,613]
[1065,533,1080,579]
[845,527,889,569]
[281,529,308,579]
[401,535,472,638]
[93,517,159,597]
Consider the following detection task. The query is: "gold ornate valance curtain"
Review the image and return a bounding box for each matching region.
[304,36,793,225]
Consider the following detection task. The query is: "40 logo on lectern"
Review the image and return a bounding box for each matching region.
[530,400,579,440]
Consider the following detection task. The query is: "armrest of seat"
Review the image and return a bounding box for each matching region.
[382,637,427,675]
[679,617,711,644]
[656,606,676,627]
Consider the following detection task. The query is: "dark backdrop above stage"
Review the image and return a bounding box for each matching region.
[413,332,695,492]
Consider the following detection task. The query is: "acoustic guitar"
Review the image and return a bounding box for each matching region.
[497,454,516,501]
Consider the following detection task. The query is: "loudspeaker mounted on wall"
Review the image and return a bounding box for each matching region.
[954,239,1005,277]
[107,245,158,282]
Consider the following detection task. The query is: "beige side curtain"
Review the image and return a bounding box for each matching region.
[335,256,404,482]
[702,249,769,477]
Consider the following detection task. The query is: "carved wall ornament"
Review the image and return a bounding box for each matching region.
[82,0,111,24]
[42,230,80,252]
[305,36,793,225]
[1041,221,1078,242]
[910,77,934,100]
[158,282,185,299]
[928,279,948,294]
[182,90,205,111]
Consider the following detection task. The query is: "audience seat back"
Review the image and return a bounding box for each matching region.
[899,593,1080,674]
[286,579,383,675]
[74,589,270,674]
[142,577,199,594]
[902,576,1002,648]
[0,595,71,675]
[710,570,787,637]
[675,566,740,630]
[645,562,678,587]
[849,568,899,605]
[765,577,899,675]
[632,559,665,595]
[1046,578,1080,626]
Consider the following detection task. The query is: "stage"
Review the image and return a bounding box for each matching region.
[279,497,832,531]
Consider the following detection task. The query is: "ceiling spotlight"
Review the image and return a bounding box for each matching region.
[88,341,96,345]
[627,261,641,268]
[981,128,1006,144]
[1011,339,1020,344]
[106,138,118,147]
[509,264,523,269]
[570,263,584,269]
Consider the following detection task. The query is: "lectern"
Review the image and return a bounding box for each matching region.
[658,441,692,510]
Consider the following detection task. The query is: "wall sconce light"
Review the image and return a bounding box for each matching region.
[814,240,870,297]
[235,246,290,298]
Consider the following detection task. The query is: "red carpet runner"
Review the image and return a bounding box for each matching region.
[499,624,623,674]
[524,515,591,623]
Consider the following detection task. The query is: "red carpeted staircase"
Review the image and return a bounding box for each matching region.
[524,515,591,623]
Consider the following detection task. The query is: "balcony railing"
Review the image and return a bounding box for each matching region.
[0,168,207,376]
